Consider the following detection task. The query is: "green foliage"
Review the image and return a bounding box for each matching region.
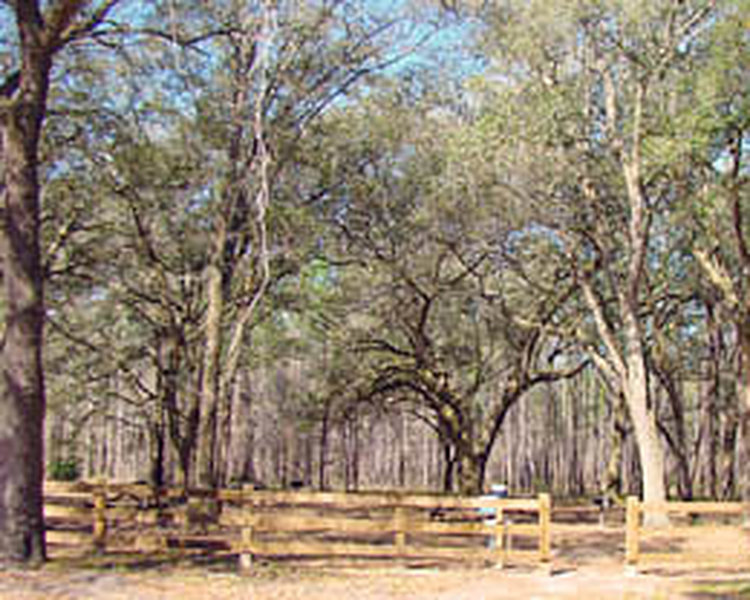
[47,458,80,482]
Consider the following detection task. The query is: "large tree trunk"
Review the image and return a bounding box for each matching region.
[455,447,487,496]
[0,11,55,563]
[625,378,667,506]
[623,315,667,522]
[0,128,48,563]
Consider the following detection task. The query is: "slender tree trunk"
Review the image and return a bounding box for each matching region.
[442,442,455,493]
[230,370,256,485]
[148,416,166,489]
[196,232,225,488]
[318,400,330,491]
[654,373,694,500]
[705,301,722,499]
[603,393,627,501]
[397,412,406,488]
[737,321,750,509]
[721,404,738,500]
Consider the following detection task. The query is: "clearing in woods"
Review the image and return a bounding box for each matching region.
[1,526,748,599]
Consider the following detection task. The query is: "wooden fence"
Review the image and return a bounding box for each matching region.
[44,480,170,554]
[219,487,551,570]
[624,496,750,574]
[43,481,552,570]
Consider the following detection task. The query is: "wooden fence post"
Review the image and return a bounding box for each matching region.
[92,487,107,554]
[135,504,146,552]
[625,496,640,575]
[394,506,407,556]
[538,493,551,573]
[493,506,505,569]
[239,484,254,572]
[503,511,512,565]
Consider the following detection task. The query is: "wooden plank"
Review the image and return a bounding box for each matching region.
[44,481,92,494]
[406,519,492,536]
[640,525,750,538]
[245,539,492,561]
[235,490,414,508]
[105,506,139,521]
[552,506,602,516]
[44,482,76,495]
[507,523,540,537]
[246,539,398,558]
[234,490,539,512]
[218,490,243,503]
[641,502,744,515]
[106,507,163,525]
[43,491,91,503]
[244,512,528,538]
[249,513,393,535]
[46,530,91,546]
[44,504,91,520]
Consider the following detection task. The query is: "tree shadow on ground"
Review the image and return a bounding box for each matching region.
[684,579,750,599]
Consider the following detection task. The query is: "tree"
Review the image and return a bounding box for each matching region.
[471,0,719,510]
[316,85,585,494]
[35,0,433,492]
[0,0,122,563]
[687,0,750,505]
[168,1,426,488]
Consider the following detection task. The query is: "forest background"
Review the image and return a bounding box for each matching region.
[0,0,748,563]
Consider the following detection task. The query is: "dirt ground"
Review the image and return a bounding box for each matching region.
[1,525,748,599]
[2,560,748,600]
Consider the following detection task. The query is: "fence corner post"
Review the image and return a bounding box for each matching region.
[625,495,640,575]
[239,484,255,573]
[538,493,552,574]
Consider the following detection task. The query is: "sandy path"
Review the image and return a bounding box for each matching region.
[0,563,696,600]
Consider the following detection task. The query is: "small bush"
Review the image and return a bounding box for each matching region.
[48,458,80,481]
